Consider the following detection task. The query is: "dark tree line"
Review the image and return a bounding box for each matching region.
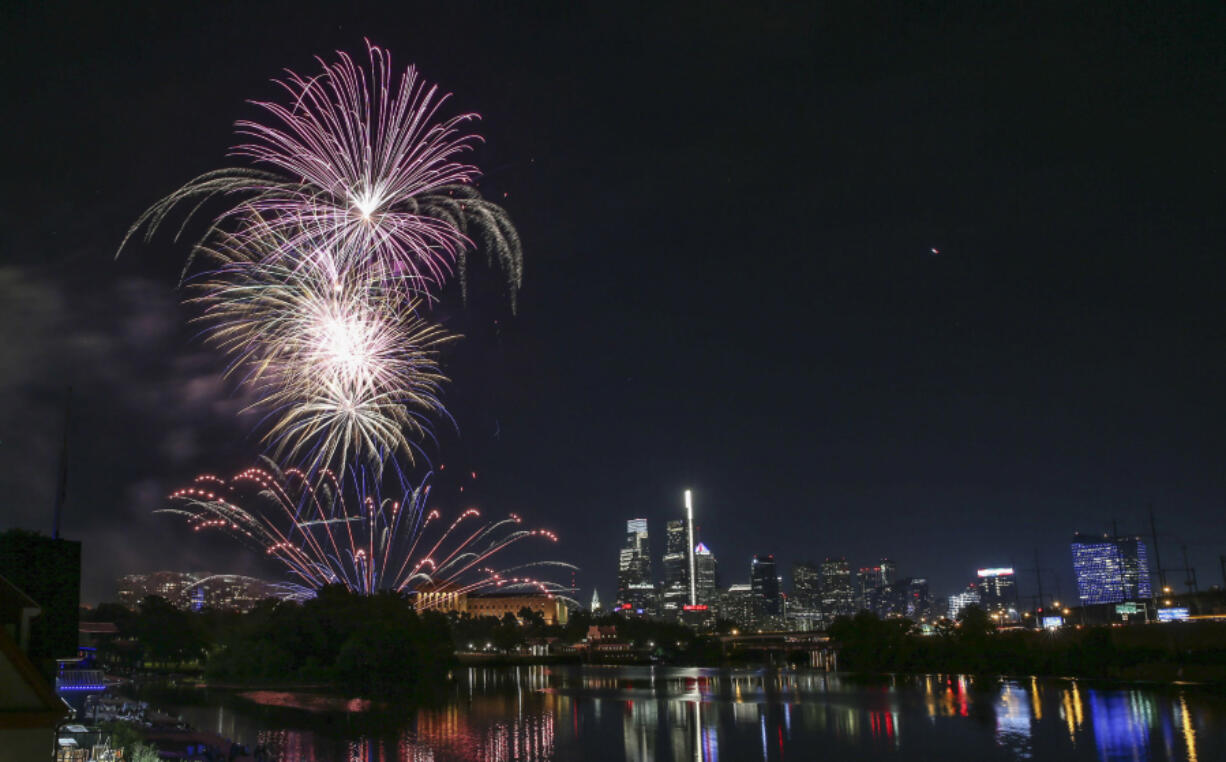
[826,607,1226,681]
[86,587,454,696]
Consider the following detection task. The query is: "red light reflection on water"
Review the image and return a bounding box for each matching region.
[240,691,374,713]
[246,690,558,762]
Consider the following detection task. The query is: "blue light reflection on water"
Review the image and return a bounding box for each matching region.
[1089,689,1151,761]
[142,666,1220,762]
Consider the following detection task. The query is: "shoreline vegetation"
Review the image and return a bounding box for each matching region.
[826,609,1226,685]
[85,590,1226,699]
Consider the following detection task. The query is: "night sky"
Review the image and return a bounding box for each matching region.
[3,3,1223,606]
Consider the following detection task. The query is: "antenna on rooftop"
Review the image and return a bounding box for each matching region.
[52,386,72,540]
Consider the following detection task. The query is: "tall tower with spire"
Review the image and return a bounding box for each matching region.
[590,588,602,613]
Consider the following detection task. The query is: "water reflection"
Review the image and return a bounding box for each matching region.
[1179,695,1199,762]
[150,666,1220,761]
[995,683,1031,759]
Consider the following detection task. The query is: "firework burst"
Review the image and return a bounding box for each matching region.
[163,460,575,600]
[190,232,456,470]
[121,40,522,304]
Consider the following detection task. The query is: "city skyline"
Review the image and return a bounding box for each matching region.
[591,490,1196,622]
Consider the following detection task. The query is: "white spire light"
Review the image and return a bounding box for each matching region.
[685,488,696,607]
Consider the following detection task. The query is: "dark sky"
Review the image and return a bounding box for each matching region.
[3,2,1223,605]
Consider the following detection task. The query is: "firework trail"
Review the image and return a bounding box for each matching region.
[121,40,522,304]
[190,229,456,471]
[162,460,576,601]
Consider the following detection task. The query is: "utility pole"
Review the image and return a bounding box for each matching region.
[1181,545,1198,593]
[1149,505,1167,592]
[1032,548,1045,611]
[1220,555,1226,589]
[52,386,72,540]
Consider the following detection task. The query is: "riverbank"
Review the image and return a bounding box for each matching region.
[827,615,1226,685]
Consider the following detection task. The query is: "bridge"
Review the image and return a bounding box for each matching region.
[717,631,836,669]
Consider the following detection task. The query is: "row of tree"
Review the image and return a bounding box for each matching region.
[85,590,737,691]
[89,587,452,695]
[826,607,1226,679]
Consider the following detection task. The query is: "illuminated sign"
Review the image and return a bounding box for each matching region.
[1041,616,1064,630]
[1157,607,1189,622]
[682,604,709,611]
[977,568,1015,577]
[1115,602,1141,615]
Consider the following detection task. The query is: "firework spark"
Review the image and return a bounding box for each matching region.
[162,461,575,600]
[121,40,522,304]
[190,232,457,471]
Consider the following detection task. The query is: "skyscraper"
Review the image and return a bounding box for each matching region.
[661,490,698,614]
[903,577,932,621]
[693,542,719,607]
[1071,533,1153,604]
[720,583,758,628]
[879,559,898,587]
[750,554,781,616]
[617,518,653,611]
[976,567,1019,616]
[856,566,881,612]
[789,561,823,629]
[948,584,981,619]
[792,562,821,613]
[820,557,854,618]
[662,519,691,613]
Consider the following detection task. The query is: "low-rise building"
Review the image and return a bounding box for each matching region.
[417,591,569,625]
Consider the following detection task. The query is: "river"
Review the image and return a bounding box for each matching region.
[135,666,1224,761]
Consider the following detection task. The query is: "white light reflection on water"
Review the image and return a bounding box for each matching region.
[995,682,1033,759]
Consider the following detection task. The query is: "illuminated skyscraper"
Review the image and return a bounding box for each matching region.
[789,561,823,629]
[903,577,932,621]
[948,584,981,619]
[820,557,854,617]
[977,567,1019,616]
[693,543,719,607]
[854,558,898,614]
[720,583,758,627]
[617,518,653,611]
[1071,533,1152,604]
[661,490,698,614]
[662,521,690,613]
[792,562,821,613]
